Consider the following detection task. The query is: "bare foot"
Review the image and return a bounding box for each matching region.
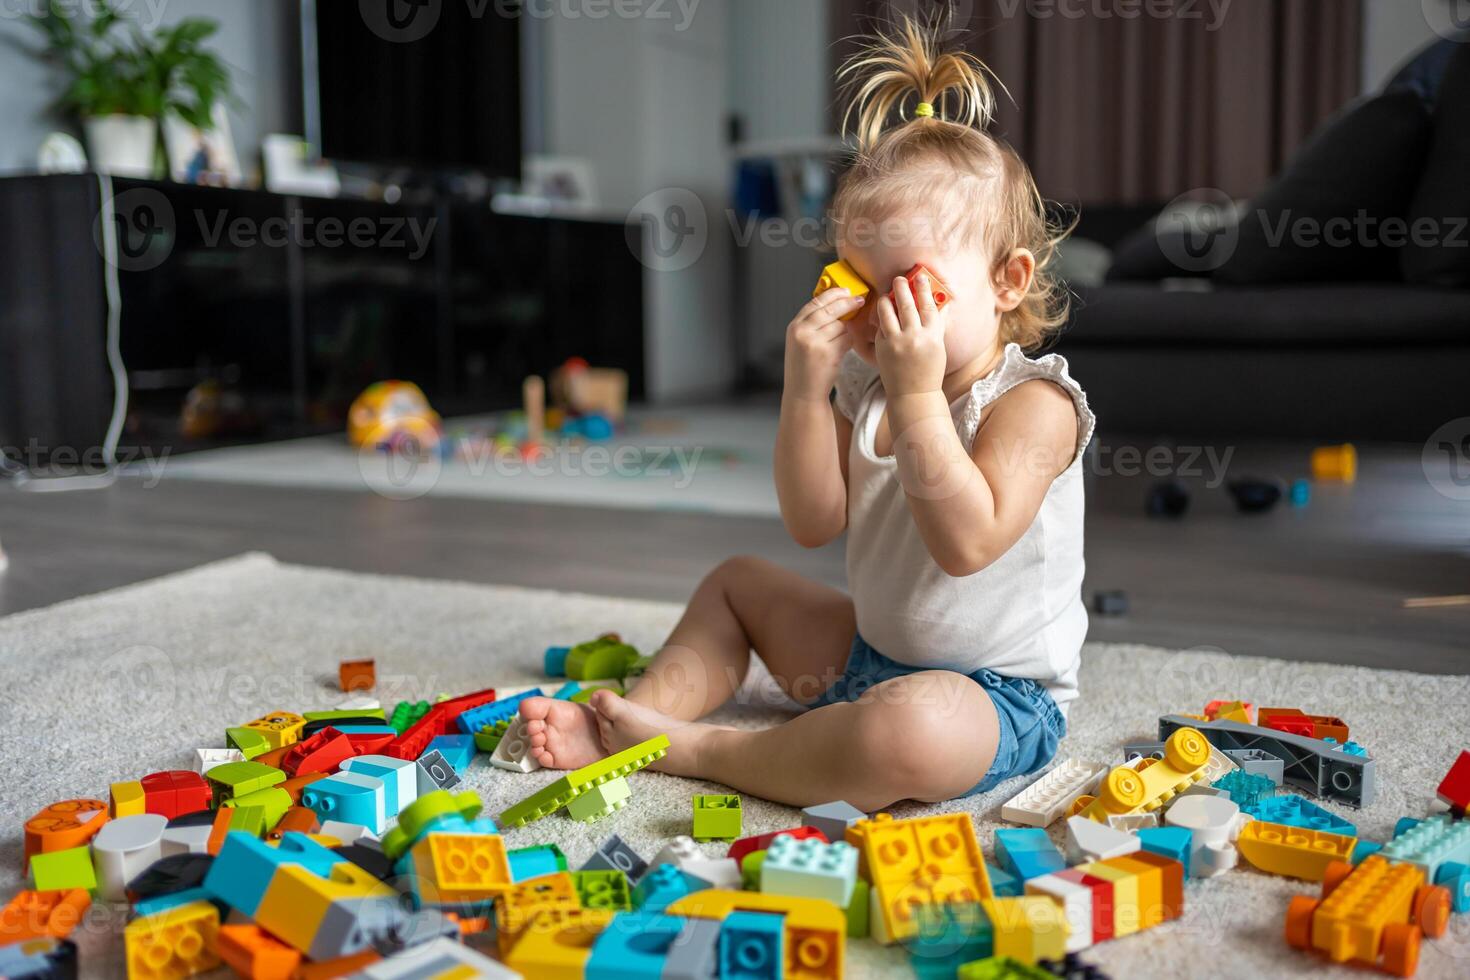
[589,689,728,778]
[520,696,604,769]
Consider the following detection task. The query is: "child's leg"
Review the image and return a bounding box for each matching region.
[591,670,1000,812]
[523,556,855,769]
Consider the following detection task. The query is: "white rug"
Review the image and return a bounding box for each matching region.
[3,554,1469,979]
[130,406,782,517]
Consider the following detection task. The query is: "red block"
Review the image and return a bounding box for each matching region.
[1056,867,1115,942]
[886,263,952,311]
[280,728,354,776]
[726,826,829,864]
[384,688,496,760]
[1438,750,1470,815]
[139,771,212,820]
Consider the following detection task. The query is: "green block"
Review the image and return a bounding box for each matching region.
[222,787,293,829]
[846,877,869,938]
[565,637,640,681]
[225,727,271,760]
[302,708,386,722]
[473,718,512,753]
[228,804,268,837]
[692,794,742,841]
[569,683,624,704]
[389,700,432,734]
[497,734,669,829]
[740,849,766,891]
[957,957,1052,980]
[206,761,285,805]
[572,870,632,912]
[30,847,97,892]
[566,776,632,823]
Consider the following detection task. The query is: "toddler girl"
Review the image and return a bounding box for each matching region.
[522,15,1093,811]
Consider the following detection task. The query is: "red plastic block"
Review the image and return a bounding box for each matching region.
[727,826,829,864]
[1437,750,1470,815]
[140,771,213,820]
[0,889,91,942]
[886,263,952,310]
[385,688,496,760]
[280,728,354,777]
[1055,868,1114,943]
[218,923,301,980]
[342,731,395,756]
[280,773,328,805]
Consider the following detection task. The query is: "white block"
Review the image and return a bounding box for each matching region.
[319,820,377,845]
[1105,811,1160,832]
[338,695,381,711]
[341,754,418,817]
[1165,794,1248,878]
[1025,873,1094,951]
[648,836,702,875]
[683,857,741,890]
[160,824,212,857]
[1000,759,1107,827]
[91,814,167,900]
[1064,816,1141,865]
[490,717,542,774]
[193,748,244,774]
[1200,744,1239,783]
[359,936,522,978]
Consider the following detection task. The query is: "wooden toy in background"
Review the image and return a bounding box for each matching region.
[523,375,546,457]
[550,358,627,424]
[180,379,261,441]
[346,381,442,453]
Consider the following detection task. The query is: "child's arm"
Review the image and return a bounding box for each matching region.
[880,276,1078,576]
[775,288,865,547]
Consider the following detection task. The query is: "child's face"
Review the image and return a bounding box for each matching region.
[838,237,1004,374]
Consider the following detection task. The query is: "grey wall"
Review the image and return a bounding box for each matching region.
[0,0,296,175]
[1361,0,1451,91]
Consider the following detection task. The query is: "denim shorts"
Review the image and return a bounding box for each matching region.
[807,633,1066,798]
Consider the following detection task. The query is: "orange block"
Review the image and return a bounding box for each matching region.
[1122,851,1185,921]
[0,890,91,943]
[338,659,376,692]
[289,950,380,980]
[207,807,235,855]
[265,808,319,842]
[217,924,301,980]
[279,773,328,805]
[22,799,109,867]
[1107,855,1166,929]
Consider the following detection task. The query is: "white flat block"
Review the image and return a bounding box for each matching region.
[490,717,542,773]
[1000,759,1107,828]
[1064,816,1141,865]
[92,813,167,900]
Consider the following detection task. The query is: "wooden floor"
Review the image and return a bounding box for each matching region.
[2,440,1467,674]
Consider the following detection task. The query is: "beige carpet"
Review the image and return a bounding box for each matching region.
[3,553,1468,979]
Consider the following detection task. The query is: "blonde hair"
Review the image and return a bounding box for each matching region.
[833,13,1071,351]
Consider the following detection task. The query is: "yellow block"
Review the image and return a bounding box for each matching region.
[495,873,580,957]
[1107,855,1164,930]
[124,900,220,980]
[110,780,146,818]
[503,908,615,980]
[1077,861,1141,937]
[244,712,306,749]
[812,260,871,319]
[666,889,845,980]
[857,812,991,945]
[983,895,1069,964]
[256,862,395,955]
[1238,821,1357,881]
[410,832,512,905]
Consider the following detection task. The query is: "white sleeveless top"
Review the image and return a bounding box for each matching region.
[834,343,1096,715]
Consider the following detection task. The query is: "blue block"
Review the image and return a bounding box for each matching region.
[1136,827,1193,879]
[993,828,1065,881]
[340,756,416,816]
[588,911,688,979]
[203,832,341,916]
[985,861,1022,897]
[909,903,993,979]
[131,887,221,919]
[455,689,544,736]
[552,681,582,700]
[1212,769,1276,809]
[1353,840,1384,864]
[329,724,398,735]
[426,735,476,772]
[720,910,783,980]
[630,864,708,913]
[545,646,570,676]
[508,844,567,882]
[300,772,387,833]
[1244,794,1356,836]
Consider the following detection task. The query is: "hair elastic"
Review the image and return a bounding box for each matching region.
[914,102,935,118]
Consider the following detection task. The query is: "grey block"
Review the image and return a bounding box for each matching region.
[1159,714,1375,808]
[1225,748,1285,784]
[373,909,460,957]
[1122,741,1166,763]
[581,833,648,881]
[661,916,721,979]
[800,801,867,842]
[306,895,407,962]
[414,750,462,795]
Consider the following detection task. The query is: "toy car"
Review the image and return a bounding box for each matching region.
[1286,855,1450,976]
[1080,727,1212,820]
[347,381,442,452]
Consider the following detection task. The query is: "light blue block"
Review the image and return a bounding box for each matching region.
[329,724,398,735]
[760,834,857,906]
[301,771,387,834]
[1244,794,1356,836]
[203,831,341,916]
[508,843,567,882]
[426,735,476,773]
[455,689,544,736]
[1136,826,1193,879]
[131,887,218,919]
[720,910,784,980]
[587,910,688,978]
[630,864,708,913]
[993,828,1065,881]
[552,681,582,700]
[985,861,1022,897]
[545,646,570,676]
[340,755,417,817]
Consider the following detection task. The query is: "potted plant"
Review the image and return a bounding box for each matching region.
[23,1,231,178]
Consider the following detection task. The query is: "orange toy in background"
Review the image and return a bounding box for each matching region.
[549,358,628,424]
[347,381,442,452]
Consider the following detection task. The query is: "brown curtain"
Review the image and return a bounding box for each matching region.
[829,0,1363,205]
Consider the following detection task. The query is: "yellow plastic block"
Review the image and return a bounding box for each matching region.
[494,873,580,956]
[1076,860,1141,938]
[1314,855,1421,965]
[256,862,395,955]
[812,260,870,319]
[1210,700,1253,724]
[984,895,1069,964]
[666,889,845,980]
[409,832,513,905]
[1238,820,1357,881]
[857,812,992,945]
[111,780,146,818]
[1107,855,1164,930]
[503,908,615,980]
[124,900,220,980]
[1081,728,1211,821]
[243,712,306,750]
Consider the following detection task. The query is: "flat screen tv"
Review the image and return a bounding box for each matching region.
[310,0,523,178]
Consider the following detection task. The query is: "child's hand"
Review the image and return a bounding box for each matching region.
[784,288,863,401]
[876,272,948,396]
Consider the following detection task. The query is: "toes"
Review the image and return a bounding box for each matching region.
[529,730,547,748]
[519,696,551,721]
[590,690,623,718]
[524,718,545,737]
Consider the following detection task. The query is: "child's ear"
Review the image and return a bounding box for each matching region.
[992,249,1036,313]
